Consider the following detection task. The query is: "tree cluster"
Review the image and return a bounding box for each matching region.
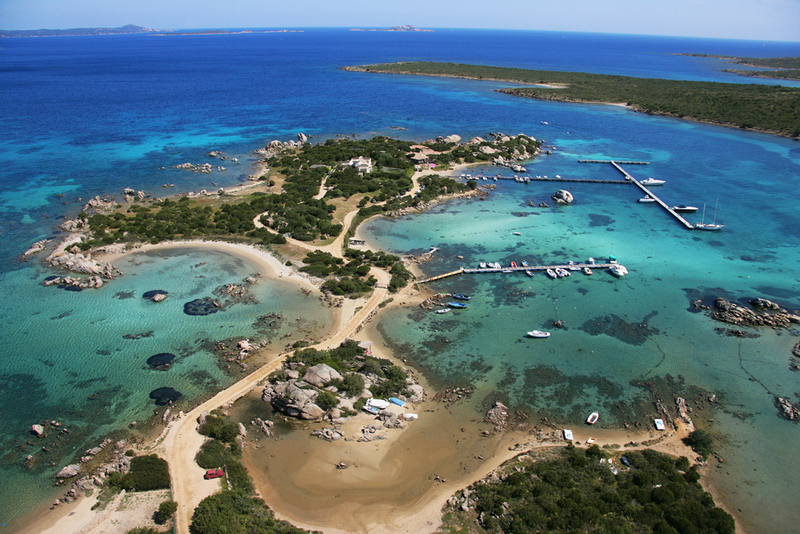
[351,62,800,138]
[462,445,734,534]
[108,454,170,492]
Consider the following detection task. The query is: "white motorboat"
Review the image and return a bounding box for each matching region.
[638,196,656,203]
[546,268,558,279]
[555,268,570,277]
[672,205,698,212]
[435,308,451,314]
[609,264,628,277]
[526,270,534,277]
[583,267,593,275]
[586,411,599,425]
[563,429,573,441]
[479,262,487,268]
[527,330,551,338]
[641,178,665,186]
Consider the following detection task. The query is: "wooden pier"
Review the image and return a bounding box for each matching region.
[581,160,696,230]
[417,263,614,284]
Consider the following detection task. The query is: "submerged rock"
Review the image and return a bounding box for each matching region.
[149,387,182,405]
[146,353,176,370]
[184,298,219,316]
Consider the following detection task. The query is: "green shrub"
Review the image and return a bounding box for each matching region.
[157,500,178,524]
[315,391,338,411]
[117,454,170,492]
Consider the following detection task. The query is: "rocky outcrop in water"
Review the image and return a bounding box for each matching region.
[552,189,574,204]
[712,297,800,328]
[485,401,510,431]
[776,396,800,421]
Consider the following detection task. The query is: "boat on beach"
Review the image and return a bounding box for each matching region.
[527,330,551,338]
[563,429,573,441]
[586,411,599,425]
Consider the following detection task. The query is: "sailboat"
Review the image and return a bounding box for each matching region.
[695,200,724,230]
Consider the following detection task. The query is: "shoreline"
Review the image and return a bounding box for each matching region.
[17,163,743,534]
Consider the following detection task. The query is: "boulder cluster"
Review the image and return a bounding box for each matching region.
[262,363,345,420]
[776,396,800,421]
[53,439,132,506]
[552,189,574,204]
[712,297,800,328]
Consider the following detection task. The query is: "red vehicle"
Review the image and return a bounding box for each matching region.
[204,468,224,480]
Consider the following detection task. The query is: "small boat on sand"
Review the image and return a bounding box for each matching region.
[563,429,573,441]
[586,411,599,425]
[527,330,551,338]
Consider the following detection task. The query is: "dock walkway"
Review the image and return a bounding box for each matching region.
[577,160,695,230]
[417,263,613,284]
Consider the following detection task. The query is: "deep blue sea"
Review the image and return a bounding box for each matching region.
[1,28,799,531]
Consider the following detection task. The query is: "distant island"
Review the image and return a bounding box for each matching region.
[349,25,432,32]
[0,24,154,38]
[677,54,800,81]
[343,61,800,138]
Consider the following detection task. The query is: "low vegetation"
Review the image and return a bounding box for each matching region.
[346,62,800,138]
[444,445,734,534]
[107,454,170,492]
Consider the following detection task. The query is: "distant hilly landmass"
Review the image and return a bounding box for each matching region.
[0,24,154,38]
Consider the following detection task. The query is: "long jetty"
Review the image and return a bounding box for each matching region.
[579,160,695,230]
[417,263,613,284]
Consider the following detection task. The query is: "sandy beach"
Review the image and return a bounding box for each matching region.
[16,163,737,534]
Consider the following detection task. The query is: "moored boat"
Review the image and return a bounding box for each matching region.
[672,205,698,212]
[526,269,534,277]
[479,262,487,268]
[641,177,665,186]
[452,293,471,300]
[609,264,628,277]
[555,268,570,277]
[638,196,656,203]
[527,330,551,338]
[546,268,558,279]
[695,200,725,230]
[435,308,451,314]
[586,411,599,425]
[447,302,467,308]
[583,267,593,275]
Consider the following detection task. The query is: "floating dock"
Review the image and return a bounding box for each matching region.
[580,160,696,230]
[417,263,614,284]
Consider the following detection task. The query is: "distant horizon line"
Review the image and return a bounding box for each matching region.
[1,24,799,44]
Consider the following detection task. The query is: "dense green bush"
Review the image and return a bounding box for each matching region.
[191,491,312,534]
[157,500,178,524]
[315,390,339,410]
[199,414,241,444]
[115,454,170,492]
[684,429,715,460]
[464,446,734,534]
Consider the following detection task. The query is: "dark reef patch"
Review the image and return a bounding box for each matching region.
[588,213,614,227]
[184,298,219,316]
[149,387,182,405]
[147,353,176,370]
[114,291,135,300]
[578,314,659,345]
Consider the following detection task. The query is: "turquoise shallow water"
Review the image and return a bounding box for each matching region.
[0,247,332,527]
[1,29,799,532]
[365,119,800,533]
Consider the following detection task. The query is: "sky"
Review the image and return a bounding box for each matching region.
[1,0,799,42]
